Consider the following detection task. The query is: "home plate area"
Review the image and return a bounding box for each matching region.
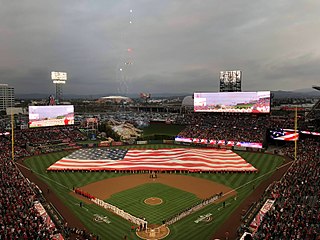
[136,224,170,240]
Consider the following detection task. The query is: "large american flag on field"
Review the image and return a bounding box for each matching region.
[47,148,257,172]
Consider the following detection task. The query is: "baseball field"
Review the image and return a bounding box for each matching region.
[23,144,284,240]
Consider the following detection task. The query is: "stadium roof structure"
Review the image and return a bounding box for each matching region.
[181,96,194,107]
[312,85,320,91]
[306,86,320,120]
[97,95,132,103]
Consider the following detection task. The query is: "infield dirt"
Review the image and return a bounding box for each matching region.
[76,173,236,201]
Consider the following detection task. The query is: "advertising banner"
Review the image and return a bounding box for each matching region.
[250,199,275,235]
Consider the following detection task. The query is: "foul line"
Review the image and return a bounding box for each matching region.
[16,162,72,191]
[74,203,89,211]
[218,202,231,211]
[221,160,293,198]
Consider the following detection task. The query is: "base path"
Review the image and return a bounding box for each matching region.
[79,174,235,200]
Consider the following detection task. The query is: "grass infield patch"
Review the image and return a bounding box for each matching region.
[106,183,200,224]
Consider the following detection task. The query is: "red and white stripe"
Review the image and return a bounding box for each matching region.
[47,148,257,172]
[275,131,299,141]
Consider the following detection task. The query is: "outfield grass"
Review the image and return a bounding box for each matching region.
[142,123,186,136]
[23,144,284,240]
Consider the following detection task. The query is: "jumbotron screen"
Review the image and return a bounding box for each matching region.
[28,105,74,128]
[194,91,270,113]
[268,128,299,141]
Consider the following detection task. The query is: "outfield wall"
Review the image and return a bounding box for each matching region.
[83,139,265,153]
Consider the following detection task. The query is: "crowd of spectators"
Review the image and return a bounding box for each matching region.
[0,126,91,239]
[0,126,86,157]
[19,126,87,145]
[0,132,30,159]
[0,153,60,239]
[176,113,271,143]
[176,113,319,143]
[252,138,320,239]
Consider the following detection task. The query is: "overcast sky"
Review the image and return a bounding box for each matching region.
[0,0,319,96]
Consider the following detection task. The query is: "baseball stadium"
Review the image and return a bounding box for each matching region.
[2,1,320,239]
[1,86,320,240]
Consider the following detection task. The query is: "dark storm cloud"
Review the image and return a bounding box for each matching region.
[0,0,319,95]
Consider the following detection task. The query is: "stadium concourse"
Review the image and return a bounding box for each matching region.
[0,113,319,239]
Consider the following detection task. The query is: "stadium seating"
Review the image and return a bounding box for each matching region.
[176,113,317,143]
[0,126,92,239]
[0,154,59,238]
[176,113,270,142]
[252,138,320,239]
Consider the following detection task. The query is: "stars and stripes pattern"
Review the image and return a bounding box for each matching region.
[47,148,257,172]
[270,129,299,141]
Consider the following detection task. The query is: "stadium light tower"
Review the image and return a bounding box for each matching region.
[219,70,242,92]
[51,71,67,104]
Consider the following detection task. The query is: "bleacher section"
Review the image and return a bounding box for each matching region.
[238,138,320,239]
[0,126,91,239]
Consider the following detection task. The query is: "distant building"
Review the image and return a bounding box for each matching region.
[97,96,132,104]
[306,86,320,120]
[181,96,194,108]
[0,84,14,112]
[6,107,25,115]
[181,95,194,113]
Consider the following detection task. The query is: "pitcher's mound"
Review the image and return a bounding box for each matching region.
[144,197,163,205]
[136,224,170,240]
